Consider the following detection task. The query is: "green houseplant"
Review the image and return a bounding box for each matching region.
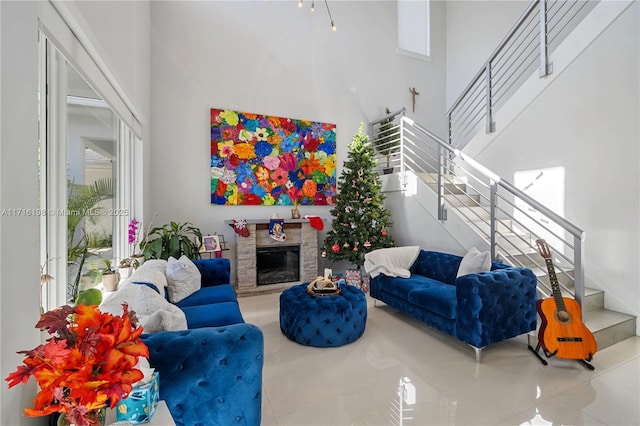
[90,259,119,292]
[140,221,203,260]
[372,108,401,174]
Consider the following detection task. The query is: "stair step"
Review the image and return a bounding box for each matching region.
[420,172,467,185]
[455,205,491,221]
[585,308,637,351]
[471,219,517,236]
[496,233,534,251]
[420,173,468,195]
[444,193,480,207]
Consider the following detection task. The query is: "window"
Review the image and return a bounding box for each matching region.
[38,4,142,308]
[397,0,431,61]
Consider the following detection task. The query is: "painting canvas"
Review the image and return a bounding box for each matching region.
[210,108,337,206]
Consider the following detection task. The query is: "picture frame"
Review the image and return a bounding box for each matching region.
[201,235,220,253]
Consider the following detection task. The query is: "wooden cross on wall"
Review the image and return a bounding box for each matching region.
[409,87,420,112]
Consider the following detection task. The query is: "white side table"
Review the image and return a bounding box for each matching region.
[106,400,175,425]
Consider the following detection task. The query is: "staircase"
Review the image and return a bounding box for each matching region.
[368,0,636,350]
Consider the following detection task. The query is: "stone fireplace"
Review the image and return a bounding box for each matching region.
[227,219,320,295]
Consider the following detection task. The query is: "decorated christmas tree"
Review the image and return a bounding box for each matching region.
[321,124,396,267]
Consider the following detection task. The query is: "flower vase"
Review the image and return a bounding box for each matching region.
[57,408,107,426]
[291,208,300,219]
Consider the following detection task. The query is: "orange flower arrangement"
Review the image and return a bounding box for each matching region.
[5,303,149,426]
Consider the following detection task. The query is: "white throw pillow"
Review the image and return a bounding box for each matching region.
[128,259,168,297]
[165,255,201,303]
[456,247,491,277]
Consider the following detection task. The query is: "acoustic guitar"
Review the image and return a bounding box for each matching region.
[535,239,597,361]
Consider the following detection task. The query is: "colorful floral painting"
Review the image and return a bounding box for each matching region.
[210,108,337,206]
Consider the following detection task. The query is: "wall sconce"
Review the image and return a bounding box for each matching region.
[298,0,337,31]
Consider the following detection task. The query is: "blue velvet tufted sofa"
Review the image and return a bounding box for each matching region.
[370,250,537,361]
[140,258,264,426]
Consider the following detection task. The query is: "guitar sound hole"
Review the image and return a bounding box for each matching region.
[555,310,572,324]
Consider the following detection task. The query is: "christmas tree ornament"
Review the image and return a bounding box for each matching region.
[321,251,327,258]
[381,228,388,236]
[364,241,371,249]
[331,243,340,253]
[343,242,350,248]
[353,246,358,252]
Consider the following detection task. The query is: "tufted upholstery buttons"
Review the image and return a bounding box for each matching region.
[279,283,367,347]
[140,323,264,425]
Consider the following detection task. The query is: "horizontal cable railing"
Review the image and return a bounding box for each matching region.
[447,0,598,149]
[386,117,586,311]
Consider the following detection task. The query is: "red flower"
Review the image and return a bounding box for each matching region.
[244,194,262,205]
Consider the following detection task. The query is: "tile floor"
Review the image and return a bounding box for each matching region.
[239,291,640,426]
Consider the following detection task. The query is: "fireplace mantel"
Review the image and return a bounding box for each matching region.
[225,218,324,295]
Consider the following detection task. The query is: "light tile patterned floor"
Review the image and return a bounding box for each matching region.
[239,291,640,426]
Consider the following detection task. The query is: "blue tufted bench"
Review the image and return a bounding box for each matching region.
[370,250,537,362]
[279,283,367,347]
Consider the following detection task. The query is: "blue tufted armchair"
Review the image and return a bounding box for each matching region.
[140,258,264,426]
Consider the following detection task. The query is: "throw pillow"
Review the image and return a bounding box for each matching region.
[166,255,202,303]
[456,247,491,277]
[128,259,168,297]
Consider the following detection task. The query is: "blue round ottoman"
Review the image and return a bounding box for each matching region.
[279,283,367,347]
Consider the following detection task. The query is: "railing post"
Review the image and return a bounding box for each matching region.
[437,145,446,221]
[447,111,453,147]
[484,64,496,133]
[539,0,553,77]
[490,181,498,261]
[574,232,585,317]
[400,117,406,189]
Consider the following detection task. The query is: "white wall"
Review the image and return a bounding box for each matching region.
[0,1,150,424]
[1,2,42,423]
[473,3,640,324]
[148,1,447,277]
[445,0,527,109]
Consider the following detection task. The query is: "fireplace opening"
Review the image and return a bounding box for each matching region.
[256,245,301,286]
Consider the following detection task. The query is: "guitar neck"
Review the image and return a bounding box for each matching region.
[544,258,567,311]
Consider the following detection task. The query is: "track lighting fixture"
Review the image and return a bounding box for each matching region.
[298,0,336,31]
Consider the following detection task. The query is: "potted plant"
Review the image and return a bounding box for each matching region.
[373,108,401,174]
[139,221,203,260]
[90,259,120,292]
[118,257,138,280]
[128,218,146,267]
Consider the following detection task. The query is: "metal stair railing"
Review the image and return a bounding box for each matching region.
[387,116,586,313]
[448,0,598,150]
